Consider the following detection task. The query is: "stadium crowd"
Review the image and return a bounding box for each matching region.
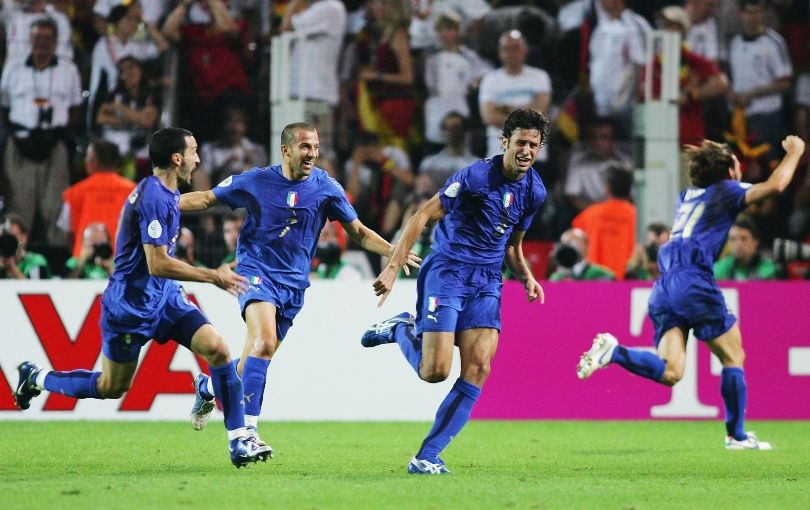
[0,0,807,281]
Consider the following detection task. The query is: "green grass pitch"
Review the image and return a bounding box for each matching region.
[1,421,808,509]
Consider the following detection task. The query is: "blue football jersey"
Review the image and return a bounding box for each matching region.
[102,175,182,329]
[659,179,750,273]
[434,155,546,265]
[213,165,358,289]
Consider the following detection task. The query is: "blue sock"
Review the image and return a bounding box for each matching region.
[610,345,666,382]
[197,374,215,400]
[416,378,481,461]
[721,367,748,441]
[242,356,271,417]
[43,370,102,399]
[393,323,422,375]
[209,362,245,431]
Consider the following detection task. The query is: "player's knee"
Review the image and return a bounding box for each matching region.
[420,362,451,383]
[96,377,130,399]
[195,334,230,365]
[465,361,491,384]
[250,332,278,358]
[660,364,684,386]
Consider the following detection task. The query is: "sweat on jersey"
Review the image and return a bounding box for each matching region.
[659,179,751,274]
[213,165,358,289]
[434,155,547,266]
[102,175,183,330]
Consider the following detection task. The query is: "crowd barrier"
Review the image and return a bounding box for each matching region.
[0,280,807,420]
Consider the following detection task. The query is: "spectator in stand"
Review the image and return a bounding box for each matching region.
[59,138,135,259]
[685,0,722,63]
[280,0,346,153]
[2,0,73,62]
[95,56,161,180]
[418,112,479,196]
[88,2,167,127]
[0,215,50,279]
[312,220,364,280]
[64,222,114,279]
[220,210,244,265]
[572,166,636,280]
[728,0,792,160]
[588,0,650,141]
[479,30,551,160]
[422,11,491,151]
[176,226,206,267]
[354,0,414,148]
[91,0,166,35]
[625,222,671,280]
[549,227,615,281]
[563,117,632,214]
[193,104,267,191]
[162,0,250,142]
[714,216,781,280]
[1,18,82,246]
[345,131,414,241]
[409,0,491,52]
[655,6,729,148]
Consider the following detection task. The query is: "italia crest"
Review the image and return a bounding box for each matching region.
[502,192,514,208]
[287,191,299,207]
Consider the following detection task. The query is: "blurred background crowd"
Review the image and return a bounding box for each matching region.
[0,0,808,283]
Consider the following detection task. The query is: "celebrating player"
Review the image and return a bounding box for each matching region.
[577,135,806,450]
[13,128,270,467]
[361,109,549,474]
[181,122,420,454]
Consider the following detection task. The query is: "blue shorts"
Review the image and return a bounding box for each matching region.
[101,287,209,363]
[238,276,305,341]
[648,268,736,346]
[415,252,502,334]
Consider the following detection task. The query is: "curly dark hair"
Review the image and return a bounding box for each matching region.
[501,109,550,147]
[684,140,735,188]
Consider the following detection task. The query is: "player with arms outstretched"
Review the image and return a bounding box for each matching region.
[14,127,270,467]
[181,122,419,454]
[577,135,806,450]
[361,109,548,474]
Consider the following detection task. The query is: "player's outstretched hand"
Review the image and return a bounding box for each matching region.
[525,278,544,303]
[401,250,422,277]
[213,264,248,296]
[783,135,806,155]
[373,265,398,306]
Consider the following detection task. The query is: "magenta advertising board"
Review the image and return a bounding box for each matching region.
[475,281,810,420]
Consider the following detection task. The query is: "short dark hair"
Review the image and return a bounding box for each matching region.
[646,222,670,236]
[354,131,380,147]
[149,127,193,169]
[684,140,735,188]
[2,214,28,236]
[30,17,58,38]
[108,4,130,24]
[89,138,121,170]
[739,0,763,9]
[223,211,245,224]
[501,109,549,146]
[281,122,317,146]
[607,166,633,199]
[441,111,468,131]
[732,216,760,240]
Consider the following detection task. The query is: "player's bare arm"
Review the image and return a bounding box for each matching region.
[179,190,219,212]
[143,244,247,295]
[373,194,446,305]
[745,135,806,204]
[342,219,422,275]
[505,229,544,303]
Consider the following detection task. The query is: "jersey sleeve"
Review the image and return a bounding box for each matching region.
[517,180,547,231]
[717,180,751,214]
[137,190,173,246]
[438,165,473,213]
[325,177,358,223]
[212,170,256,210]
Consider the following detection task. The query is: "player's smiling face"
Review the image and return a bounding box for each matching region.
[177,136,199,186]
[501,128,542,180]
[284,129,320,180]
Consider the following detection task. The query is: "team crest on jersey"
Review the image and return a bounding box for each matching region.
[444,182,461,198]
[287,191,299,207]
[217,176,233,187]
[147,220,162,239]
[428,296,439,312]
[250,276,263,285]
[502,192,514,208]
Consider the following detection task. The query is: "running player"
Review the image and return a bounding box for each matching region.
[577,135,806,450]
[361,109,549,474]
[13,127,270,467]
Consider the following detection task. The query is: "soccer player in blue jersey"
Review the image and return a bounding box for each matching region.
[180,122,420,453]
[361,109,549,474]
[577,135,806,450]
[13,127,271,468]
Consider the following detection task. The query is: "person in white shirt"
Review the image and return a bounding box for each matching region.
[419,111,479,196]
[478,30,551,160]
[685,0,722,63]
[409,0,490,51]
[91,0,166,34]
[2,0,72,62]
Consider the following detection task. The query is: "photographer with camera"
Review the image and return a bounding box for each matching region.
[65,223,114,279]
[625,222,671,280]
[713,217,782,280]
[0,215,50,279]
[549,228,615,281]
